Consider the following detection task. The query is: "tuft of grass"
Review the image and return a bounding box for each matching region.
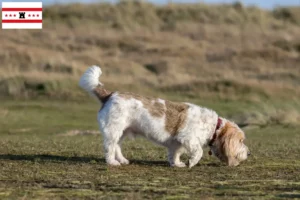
[273,7,300,25]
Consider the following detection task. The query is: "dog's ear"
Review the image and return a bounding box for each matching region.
[218,122,239,165]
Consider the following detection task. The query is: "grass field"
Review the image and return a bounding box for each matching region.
[0,99,299,199]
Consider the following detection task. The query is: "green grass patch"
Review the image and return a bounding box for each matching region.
[0,100,299,199]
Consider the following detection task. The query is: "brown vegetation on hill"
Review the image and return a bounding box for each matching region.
[0,1,299,101]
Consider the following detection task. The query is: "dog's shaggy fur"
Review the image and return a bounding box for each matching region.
[79,66,250,168]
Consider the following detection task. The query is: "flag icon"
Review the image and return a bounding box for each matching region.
[2,2,42,29]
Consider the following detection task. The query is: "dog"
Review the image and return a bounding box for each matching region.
[79,66,250,168]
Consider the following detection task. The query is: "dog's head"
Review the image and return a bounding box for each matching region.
[210,121,250,166]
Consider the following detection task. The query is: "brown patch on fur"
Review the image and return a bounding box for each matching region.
[93,86,113,104]
[119,93,189,135]
[149,101,165,117]
[119,93,165,117]
[165,101,189,135]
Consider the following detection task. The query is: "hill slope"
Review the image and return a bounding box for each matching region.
[0,1,299,102]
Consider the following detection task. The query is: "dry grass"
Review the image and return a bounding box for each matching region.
[0,2,300,119]
[0,2,299,101]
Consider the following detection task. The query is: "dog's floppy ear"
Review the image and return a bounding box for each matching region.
[218,122,239,165]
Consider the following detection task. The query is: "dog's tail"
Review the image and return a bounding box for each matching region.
[79,65,112,103]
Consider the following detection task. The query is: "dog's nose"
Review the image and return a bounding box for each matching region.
[247,151,251,156]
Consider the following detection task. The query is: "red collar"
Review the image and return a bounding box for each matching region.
[208,117,222,147]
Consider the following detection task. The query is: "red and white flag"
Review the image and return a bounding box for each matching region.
[2,2,42,29]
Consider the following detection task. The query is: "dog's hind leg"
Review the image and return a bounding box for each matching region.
[115,134,129,165]
[101,122,127,166]
[103,136,121,166]
[99,103,130,166]
[103,131,130,166]
[115,145,129,164]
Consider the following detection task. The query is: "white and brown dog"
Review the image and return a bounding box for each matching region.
[79,66,250,168]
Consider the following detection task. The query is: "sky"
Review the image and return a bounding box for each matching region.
[1,0,299,9]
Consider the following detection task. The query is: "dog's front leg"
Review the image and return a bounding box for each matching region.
[188,145,203,168]
[168,143,186,167]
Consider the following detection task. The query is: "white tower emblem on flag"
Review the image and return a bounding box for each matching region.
[2,2,43,29]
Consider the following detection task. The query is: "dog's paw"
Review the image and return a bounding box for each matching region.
[188,159,198,168]
[172,162,186,168]
[107,160,121,166]
[119,158,130,165]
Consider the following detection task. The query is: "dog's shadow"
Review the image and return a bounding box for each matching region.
[0,154,169,167]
